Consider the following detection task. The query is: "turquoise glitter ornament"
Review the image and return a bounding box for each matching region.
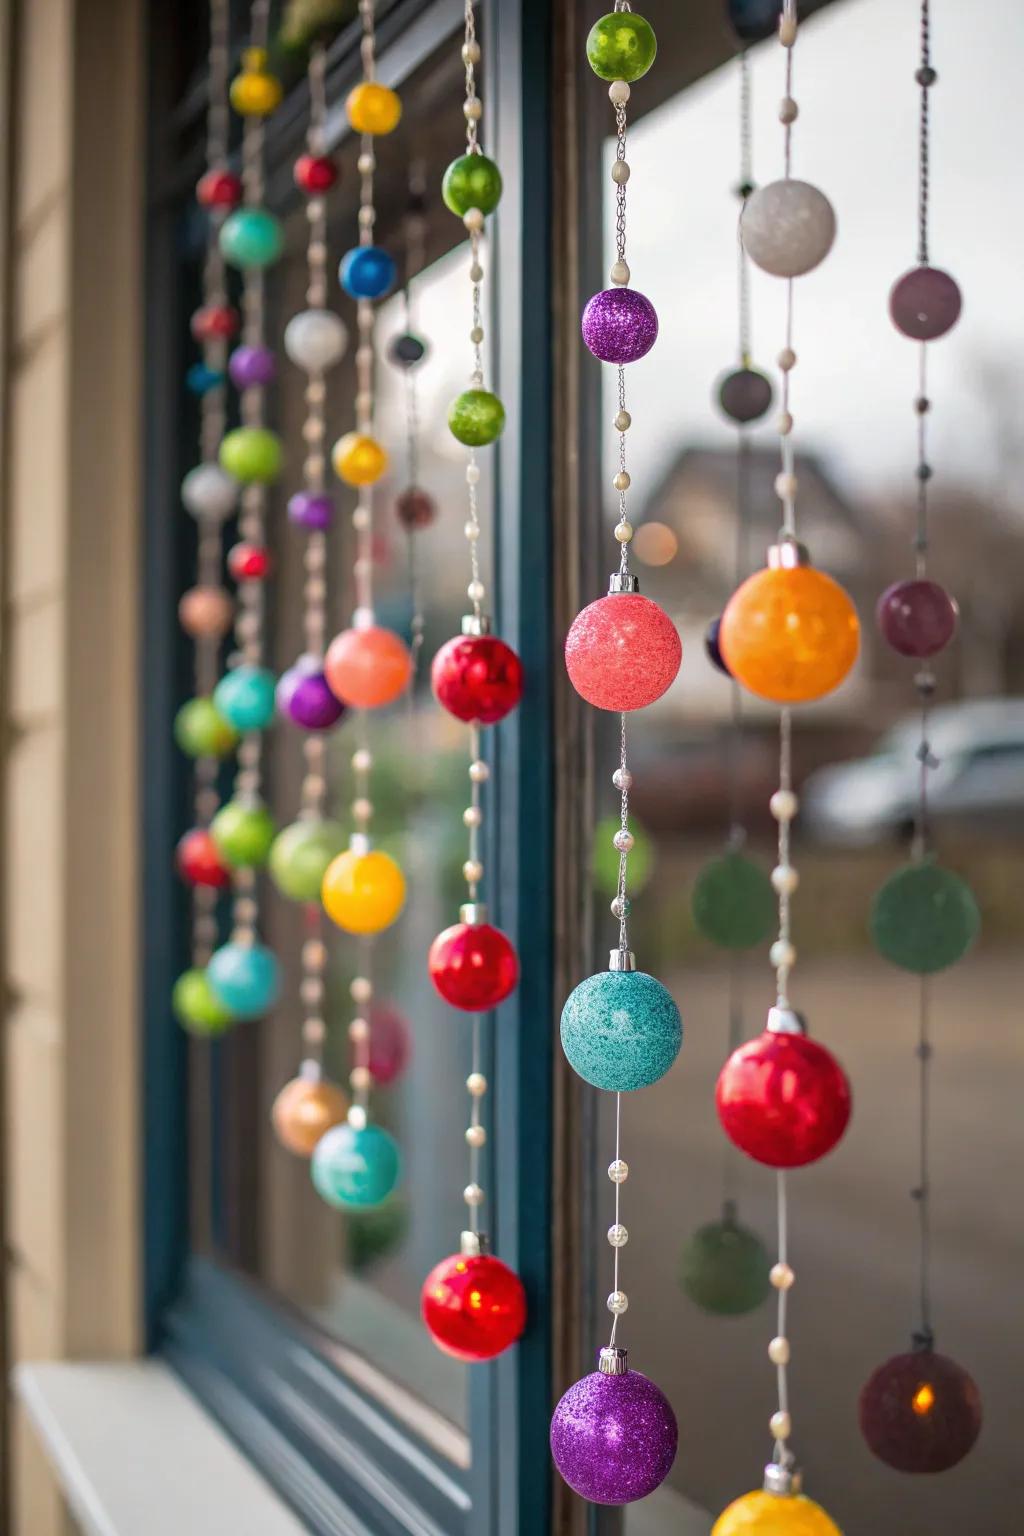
[213,665,277,732]
[207,940,280,1019]
[692,852,775,951]
[870,861,980,974]
[679,1209,772,1316]
[218,207,284,270]
[312,1121,401,1210]
[561,968,681,1092]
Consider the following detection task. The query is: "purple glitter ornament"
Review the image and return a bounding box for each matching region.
[876,578,958,658]
[581,288,658,365]
[288,490,334,530]
[550,1357,677,1505]
[889,266,962,341]
[277,657,346,731]
[229,344,277,389]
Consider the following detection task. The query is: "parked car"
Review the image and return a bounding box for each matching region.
[801,699,1024,846]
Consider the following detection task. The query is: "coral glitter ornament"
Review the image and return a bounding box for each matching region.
[859,1347,982,1474]
[565,590,681,711]
[550,1350,678,1506]
[432,629,524,725]
[421,1243,527,1362]
[428,913,519,1012]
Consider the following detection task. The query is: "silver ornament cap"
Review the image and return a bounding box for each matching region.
[598,1346,629,1376]
[764,1461,803,1497]
[608,948,637,972]
[767,539,810,570]
[767,1004,807,1036]
[460,902,488,926]
[460,1230,490,1257]
[608,571,640,594]
[461,613,492,636]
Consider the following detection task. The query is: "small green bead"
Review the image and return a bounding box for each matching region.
[592,814,653,898]
[586,12,657,82]
[172,967,235,1036]
[692,852,776,950]
[442,153,503,217]
[448,389,505,447]
[211,798,277,869]
[219,426,283,484]
[269,818,346,903]
[219,207,284,270]
[680,1214,772,1317]
[870,860,980,974]
[174,696,239,759]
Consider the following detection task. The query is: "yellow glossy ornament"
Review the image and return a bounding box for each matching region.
[272,1074,348,1158]
[346,81,402,135]
[322,847,406,935]
[712,1490,843,1536]
[230,48,283,117]
[332,432,389,487]
[720,544,859,704]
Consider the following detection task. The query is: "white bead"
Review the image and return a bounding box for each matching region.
[770,1262,795,1290]
[351,976,373,1003]
[352,797,373,822]
[303,939,327,970]
[463,1182,485,1206]
[347,1103,368,1130]
[467,579,486,602]
[302,1019,326,1046]
[464,96,483,120]
[357,152,375,176]
[613,470,631,491]
[352,748,373,773]
[300,977,324,1006]
[608,1159,629,1183]
[469,262,484,283]
[770,939,796,969]
[611,159,631,185]
[610,259,630,286]
[613,828,634,853]
[466,463,481,485]
[465,1125,486,1148]
[772,865,799,895]
[779,96,799,124]
[350,1065,371,1091]
[463,859,484,883]
[779,12,798,45]
[770,789,798,821]
[614,521,633,544]
[614,409,632,432]
[775,471,798,502]
[352,604,375,629]
[463,208,485,233]
[182,462,238,521]
[607,1289,629,1314]
[612,768,633,791]
[777,411,794,436]
[358,206,376,229]
[464,520,481,541]
[469,760,490,783]
[352,507,371,532]
[470,325,484,344]
[463,806,483,828]
[348,1017,370,1042]
[770,1411,792,1441]
[778,347,797,371]
[741,179,836,278]
[768,1336,791,1365]
[607,1224,629,1248]
[608,80,631,105]
[462,39,481,64]
[467,1072,487,1097]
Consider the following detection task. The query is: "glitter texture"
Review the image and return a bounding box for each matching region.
[876,578,958,658]
[581,288,659,364]
[560,969,681,1092]
[859,1349,982,1474]
[565,593,681,712]
[716,1030,851,1169]
[550,1365,678,1505]
[741,178,836,278]
[889,265,962,341]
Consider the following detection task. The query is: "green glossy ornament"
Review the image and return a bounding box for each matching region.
[219,207,284,270]
[448,389,505,447]
[692,852,775,950]
[680,1210,772,1316]
[174,696,239,759]
[870,861,980,974]
[269,817,346,903]
[592,814,653,898]
[586,12,658,82]
[172,967,235,1036]
[211,797,276,868]
[219,425,283,484]
[442,153,503,217]
[345,1194,410,1272]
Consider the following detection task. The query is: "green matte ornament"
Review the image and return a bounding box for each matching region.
[870,861,980,974]
[586,12,658,82]
[219,425,283,484]
[680,1209,772,1316]
[346,1194,410,1272]
[174,696,239,759]
[269,818,346,902]
[692,852,775,950]
[442,153,503,217]
[172,967,235,1036]
[211,797,276,868]
[448,389,505,447]
[593,814,653,898]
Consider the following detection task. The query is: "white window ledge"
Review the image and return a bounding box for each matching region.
[14,1360,308,1536]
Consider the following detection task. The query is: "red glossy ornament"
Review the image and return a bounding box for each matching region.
[176,827,231,889]
[190,304,239,343]
[421,1251,527,1361]
[432,633,524,725]
[196,168,243,208]
[228,542,273,581]
[716,1028,851,1168]
[860,1349,982,1473]
[565,593,681,711]
[294,153,338,193]
[428,921,519,1011]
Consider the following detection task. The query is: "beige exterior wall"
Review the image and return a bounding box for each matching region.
[2,0,144,1530]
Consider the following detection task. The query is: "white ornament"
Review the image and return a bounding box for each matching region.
[741,179,836,279]
[181,462,238,521]
[284,309,349,373]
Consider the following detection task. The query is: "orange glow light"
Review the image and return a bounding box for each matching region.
[912,1382,936,1416]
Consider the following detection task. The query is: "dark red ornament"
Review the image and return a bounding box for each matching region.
[176,827,231,889]
[876,578,958,658]
[395,488,438,531]
[190,304,239,343]
[890,266,962,341]
[432,633,523,725]
[294,154,338,194]
[428,921,519,1012]
[716,1028,851,1168]
[228,543,273,581]
[421,1251,527,1361]
[860,1349,982,1474]
[196,169,243,209]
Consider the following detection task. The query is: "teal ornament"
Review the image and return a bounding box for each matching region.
[312,1121,401,1210]
[442,153,503,217]
[692,852,775,950]
[213,665,277,732]
[586,12,658,82]
[346,1194,410,1272]
[679,1211,772,1316]
[207,940,280,1019]
[593,814,653,898]
[870,861,980,974]
[269,818,346,903]
[219,207,284,270]
[560,969,681,1091]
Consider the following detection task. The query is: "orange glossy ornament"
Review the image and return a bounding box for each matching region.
[325,624,412,709]
[178,584,234,639]
[271,1073,348,1158]
[720,543,859,705]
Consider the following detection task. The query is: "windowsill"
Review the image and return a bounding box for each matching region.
[14,1359,308,1536]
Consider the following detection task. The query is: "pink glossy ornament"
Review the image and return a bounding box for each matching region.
[565,593,681,711]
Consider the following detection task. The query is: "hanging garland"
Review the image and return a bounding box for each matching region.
[712,4,854,1530]
[551,7,681,1508]
[419,0,527,1365]
[858,0,982,1476]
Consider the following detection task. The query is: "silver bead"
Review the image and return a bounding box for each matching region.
[613,828,634,853]
[608,1159,629,1184]
[606,1289,629,1315]
[464,519,481,541]
[607,1223,629,1248]
[469,262,484,283]
[612,767,633,791]
[610,896,631,919]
